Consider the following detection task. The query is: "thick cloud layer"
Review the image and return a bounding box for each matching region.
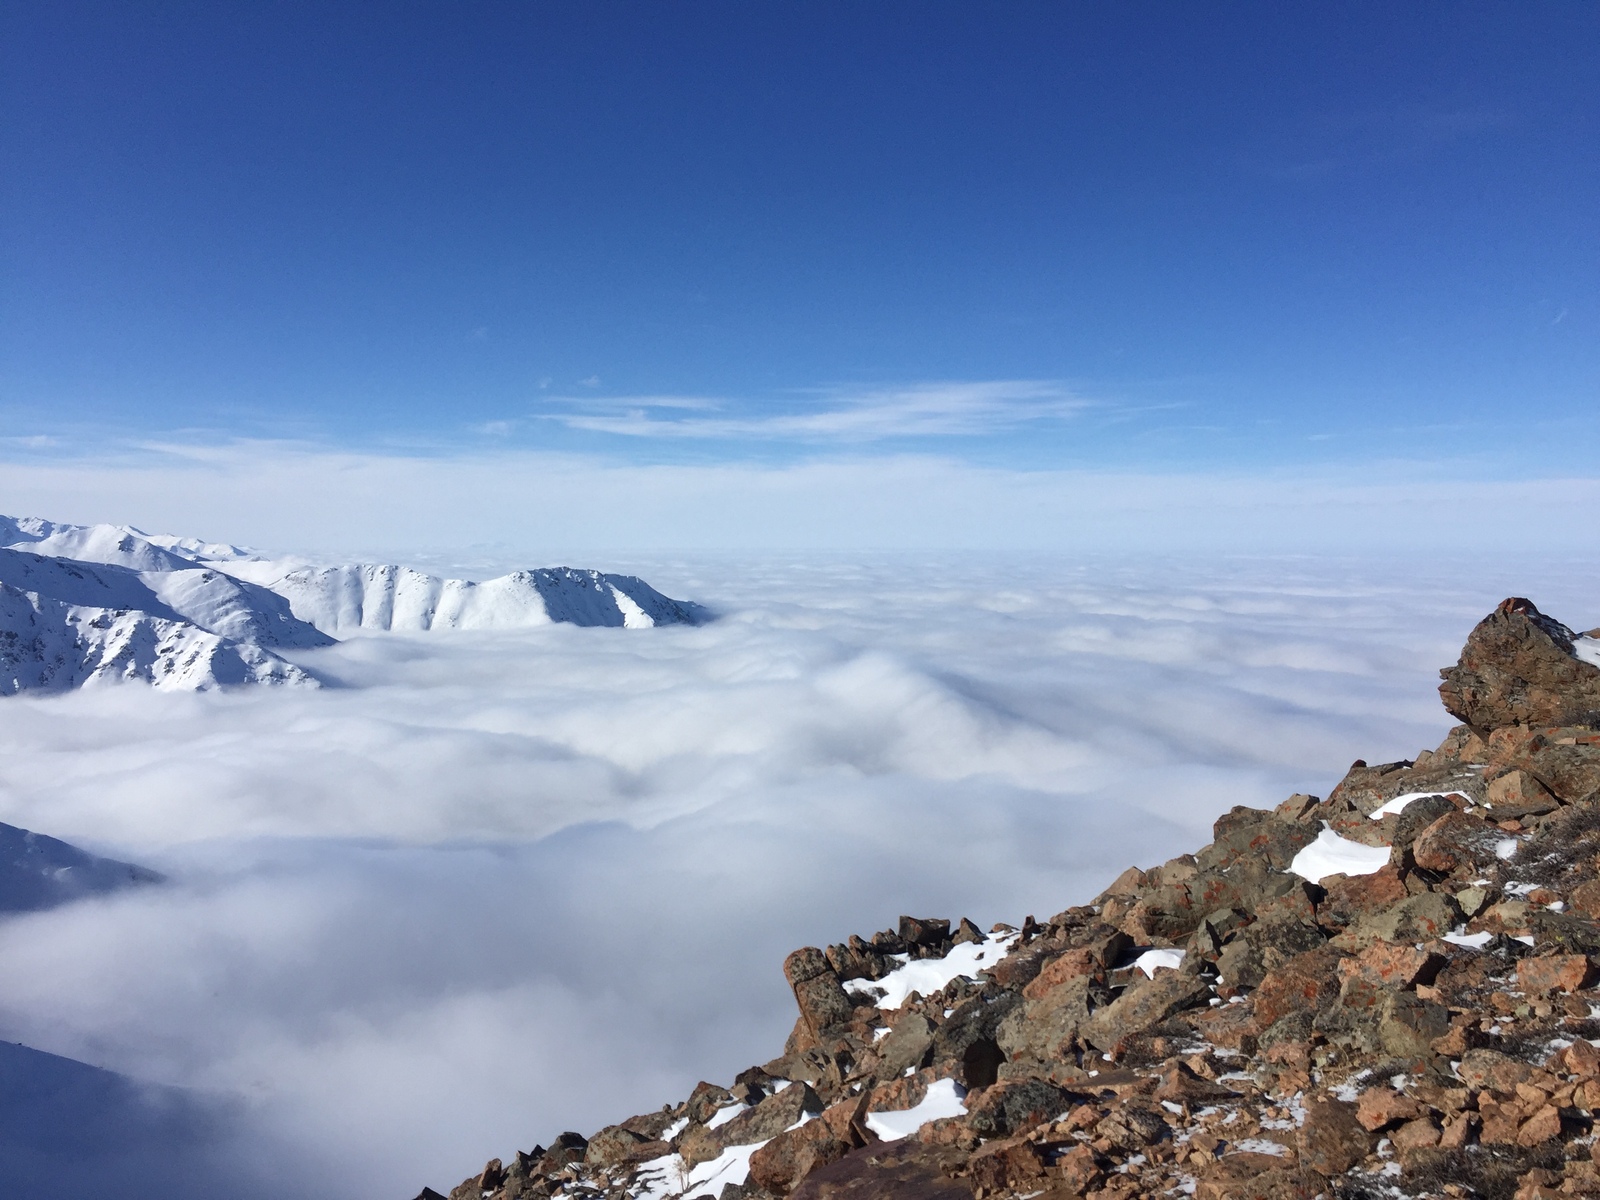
[0,554,1594,1198]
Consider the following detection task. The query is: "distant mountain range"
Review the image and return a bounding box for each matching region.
[0,515,707,693]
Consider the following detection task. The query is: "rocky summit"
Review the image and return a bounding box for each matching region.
[418,598,1600,1200]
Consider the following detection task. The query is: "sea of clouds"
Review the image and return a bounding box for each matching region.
[0,551,1596,1198]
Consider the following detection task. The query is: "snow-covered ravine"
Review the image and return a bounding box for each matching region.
[0,515,705,693]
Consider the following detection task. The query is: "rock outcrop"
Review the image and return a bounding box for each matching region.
[417,598,1600,1200]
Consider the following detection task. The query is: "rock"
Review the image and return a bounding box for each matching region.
[785,948,856,1041]
[1439,598,1600,731]
[897,916,950,947]
[1392,793,1465,853]
[534,1132,587,1173]
[748,1120,853,1195]
[1516,1103,1563,1147]
[715,1083,825,1149]
[1297,1096,1371,1176]
[1517,953,1596,993]
[1319,865,1410,928]
[1378,991,1452,1059]
[965,1078,1073,1139]
[1254,947,1342,1028]
[1391,1115,1442,1151]
[1353,892,1458,944]
[1356,1087,1423,1131]
[998,972,1107,1063]
[1198,807,1319,873]
[1195,1151,1302,1200]
[687,1081,737,1124]
[1093,1102,1167,1151]
[1456,1048,1534,1093]
[1021,947,1101,999]
[1525,739,1600,805]
[952,918,984,945]
[1215,919,1326,992]
[787,1137,973,1200]
[1054,1143,1104,1193]
[1080,967,1211,1053]
[583,1125,652,1167]
[965,1134,1046,1193]
[876,1013,935,1077]
[1341,941,1445,990]
[1486,769,1560,816]
[929,992,1020,1086]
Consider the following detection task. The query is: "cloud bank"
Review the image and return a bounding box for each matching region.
[0,440,1595,561]
[1,554,1597,1197]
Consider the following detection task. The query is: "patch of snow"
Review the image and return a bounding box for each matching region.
[848,931,1017,1010]
[1514,935,1535,946]
[1133,948,1185,977]
[705,1102,748,1130]
[1496,838,1520,860]
[1288,826,1392,884]
[1369,792,1468,819]
[661,1116,689,1141]
[1232,1138,1291,1156]
[1575,636,1600,668]
[1443,930,1494,950]
[864,1078,967,1141]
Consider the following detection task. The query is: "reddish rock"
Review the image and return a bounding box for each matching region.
[785,948,856,1039]
[1412,811,1504,874]
[1022,948,1101,1000]
[1457,1049,1534,1093]
[1486,769,1560,816]
[1055,1143,1104,1194]
[1195,1151,1303,1200]
[1391,1116,1441,1151]
[1516,1103,1563,1147]
[1355,1088,1422,1131]
[748,1121,853,1195]
[1341,942,1445,990]
[1439,598,1600,731]
[965,1135,1047,1193]
[1297,1096,1370,1176]
[1560,1039,1600,1076]
[1319,865,1410,926]
[1255,947,1342,1028]
[1517,954,1596,994]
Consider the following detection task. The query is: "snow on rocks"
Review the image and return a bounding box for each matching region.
[844,930,1017,1010]
[1287,825,1393,884]
[863,1078,967,1141]
[1132,947,1185,977]
[1368,791,1469,819]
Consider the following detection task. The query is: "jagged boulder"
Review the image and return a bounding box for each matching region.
[1440,598,1600,731]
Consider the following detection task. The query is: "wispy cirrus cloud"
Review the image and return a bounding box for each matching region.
[537,380,1091,442]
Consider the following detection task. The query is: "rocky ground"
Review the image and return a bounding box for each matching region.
[416,597,1600,1200]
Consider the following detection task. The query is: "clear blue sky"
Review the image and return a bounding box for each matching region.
[2,2,1596,473]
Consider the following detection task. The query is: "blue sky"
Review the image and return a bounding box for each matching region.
[1,3,1596,494]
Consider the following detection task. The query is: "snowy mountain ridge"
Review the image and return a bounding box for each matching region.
[0,515,705,694]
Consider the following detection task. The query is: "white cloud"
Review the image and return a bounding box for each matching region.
[539,380,1092,442]
[0,555,1597,1197]
[0,439,1595,560]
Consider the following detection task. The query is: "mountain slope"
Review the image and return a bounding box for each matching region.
[0,583,315,693]
[0,513,707,693]
[419,597,1600,1200]
[250,562,706,633]
[0,821,162,913]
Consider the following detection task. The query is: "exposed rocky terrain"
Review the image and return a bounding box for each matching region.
[418,597,1600,1200]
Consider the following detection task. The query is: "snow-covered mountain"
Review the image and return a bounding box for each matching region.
[227,561,703,633]
[0,515,706,693]
[0,821,162,913]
